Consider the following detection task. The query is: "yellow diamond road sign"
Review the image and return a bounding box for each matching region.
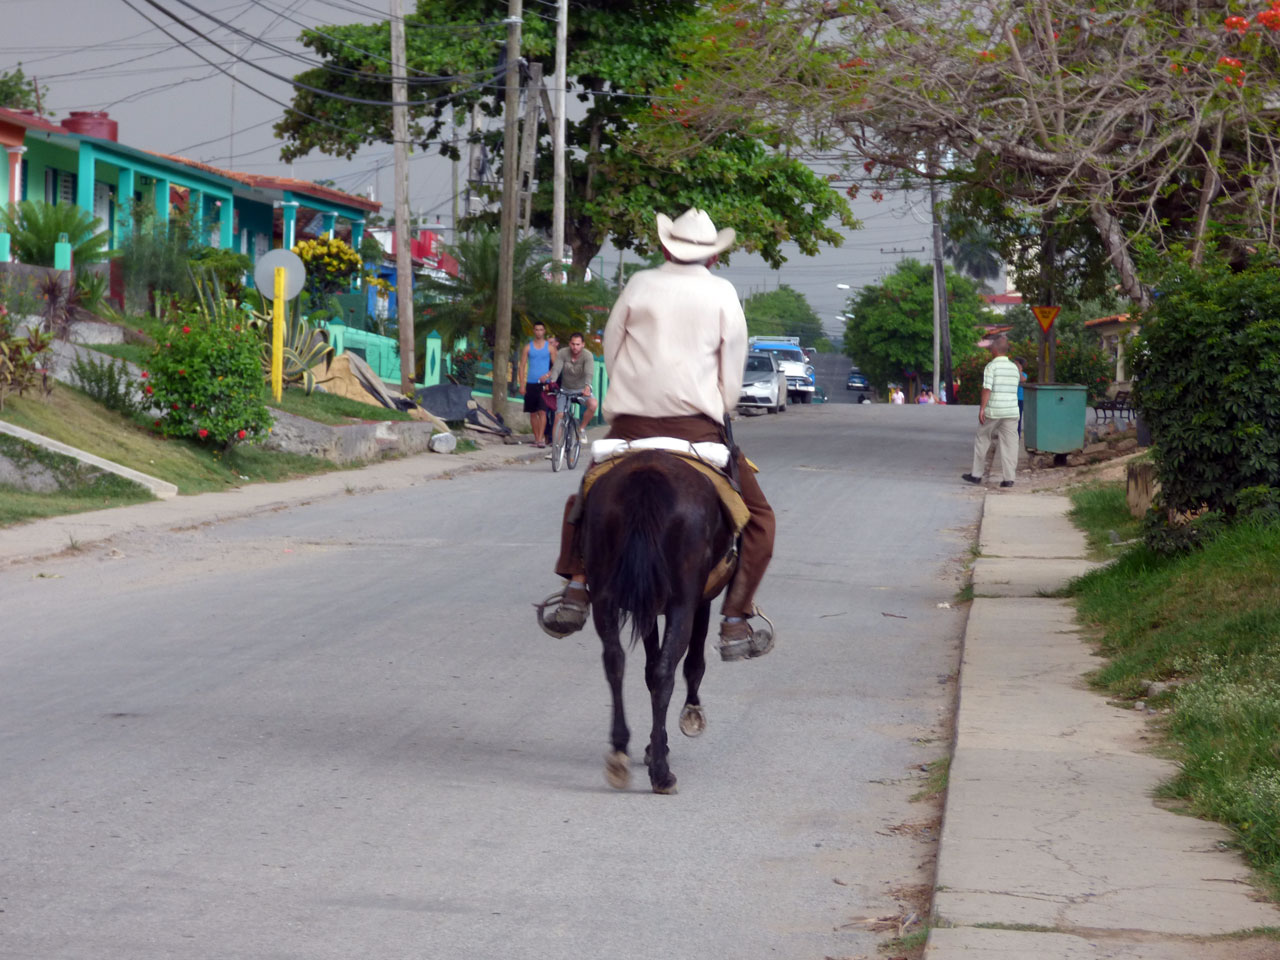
[1032,305,1061,333]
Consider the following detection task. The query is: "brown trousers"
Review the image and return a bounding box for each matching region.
[553,413,775,618]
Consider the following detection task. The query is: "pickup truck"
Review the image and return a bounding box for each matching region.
[747,336,816,403]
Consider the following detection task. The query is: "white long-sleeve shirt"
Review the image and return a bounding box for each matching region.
[601,261,748,423]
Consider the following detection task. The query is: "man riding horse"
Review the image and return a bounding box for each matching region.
[538,208,777,661]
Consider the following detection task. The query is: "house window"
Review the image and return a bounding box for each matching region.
[45,170,77,205]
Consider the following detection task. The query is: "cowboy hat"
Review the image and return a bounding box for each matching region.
[655,208,736,262]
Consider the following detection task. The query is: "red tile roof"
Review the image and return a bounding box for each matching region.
[0,106,65,137]
[150,152,380,213]
[982,292,1023,305]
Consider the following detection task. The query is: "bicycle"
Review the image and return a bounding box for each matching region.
[550,388,588,472]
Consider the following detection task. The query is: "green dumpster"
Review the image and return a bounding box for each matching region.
[1023,384,1087,453]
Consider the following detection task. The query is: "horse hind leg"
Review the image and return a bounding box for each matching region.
[597,604,631,790]
[679,600,712,738]
[647,604,696,795]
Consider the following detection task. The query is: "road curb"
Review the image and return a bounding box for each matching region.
[0,419,179,500]
[0,440,547,569]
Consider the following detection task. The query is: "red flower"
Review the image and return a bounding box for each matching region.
[238,429,247,440]
[182,325,192,334]
[140,371,149,379]
[154,420,161,427]
[198,428,209,438]
[178,368,186,375]
[144,385,154,395]
[172,403,179,410]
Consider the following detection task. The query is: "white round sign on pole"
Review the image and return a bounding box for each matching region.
[254,249,306,301]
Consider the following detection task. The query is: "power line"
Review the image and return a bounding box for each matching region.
[131,0,495,106]
[1,0,255,67]
[173,0,500,86]
[244,0,500,80]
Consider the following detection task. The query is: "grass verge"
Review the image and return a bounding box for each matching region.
[1068,481,1143,560]
[82,344,415,425]
[86,342,149,367]
[0,433,153,525]
[266,385,413,424]
[2,385,338,495]
[1069,517,1280,899]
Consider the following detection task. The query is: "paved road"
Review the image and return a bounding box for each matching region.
[1,403,983,960]
[810,350,869,404]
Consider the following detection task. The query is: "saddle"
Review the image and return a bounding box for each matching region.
[579,438,751,599]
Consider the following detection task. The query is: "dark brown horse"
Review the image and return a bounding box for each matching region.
[580,450,733,794]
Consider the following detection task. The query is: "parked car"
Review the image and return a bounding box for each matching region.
[748,336,816,403]
[846,368,872,402]
[739,351,788,413]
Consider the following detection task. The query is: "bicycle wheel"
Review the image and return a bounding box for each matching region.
[565,416,582,469]
[550,416,567,472]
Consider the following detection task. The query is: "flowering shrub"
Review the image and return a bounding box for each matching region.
[449,348,484,386]
[293,235,361,298]
[146,314,272,447]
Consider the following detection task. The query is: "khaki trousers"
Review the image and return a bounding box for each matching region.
[554,413,775,619]
[972,415,1019,482]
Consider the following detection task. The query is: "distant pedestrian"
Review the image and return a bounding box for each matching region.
[891,386,905,405]
[962,335,1020,488]
[917,389,931,404]
[516,321,557,448]
[1014,357,1028,437]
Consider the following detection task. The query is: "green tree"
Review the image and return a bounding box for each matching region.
[0,66,46,112]
[664,0,1280,310]
[842,260,990,389]
[942,215,1002,288]
[414,227,604,369]
[742,284,825,344]
[274,0,854,278]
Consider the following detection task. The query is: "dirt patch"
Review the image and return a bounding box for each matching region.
[1023,450,1147,493]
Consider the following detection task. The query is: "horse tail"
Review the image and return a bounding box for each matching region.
[597,467,674,646]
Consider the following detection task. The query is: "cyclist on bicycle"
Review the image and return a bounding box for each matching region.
[539,331,597,426]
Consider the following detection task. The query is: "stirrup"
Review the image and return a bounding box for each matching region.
[534,587,589,639]
[718,606,776,661]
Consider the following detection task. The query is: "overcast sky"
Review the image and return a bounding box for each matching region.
[4,0,952,340]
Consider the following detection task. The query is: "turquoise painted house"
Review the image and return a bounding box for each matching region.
[0,107,379,269]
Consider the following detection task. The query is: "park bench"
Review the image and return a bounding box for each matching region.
[1094,389,1134,423]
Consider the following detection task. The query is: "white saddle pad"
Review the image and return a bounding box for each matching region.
[591,437,731,469]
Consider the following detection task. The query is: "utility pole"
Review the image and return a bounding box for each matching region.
[551,0,568,283]
[390,0,415,395]
[517,62,542,231]
[493,0,523,420]
[929,175,953,401]
[451,109,460,241]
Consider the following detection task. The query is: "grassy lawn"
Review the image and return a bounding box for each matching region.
[0,433,154,526]
[1,385,338,495]
[1068,481,1143,559]
[86,342,150,367]
[267,384,413,424]
[1069,518,1280,898]
[77,344,414,425]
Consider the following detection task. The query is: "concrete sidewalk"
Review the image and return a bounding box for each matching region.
[926,494,1279,959]
[0,439,543,568]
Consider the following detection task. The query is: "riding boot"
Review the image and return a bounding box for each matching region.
[536,581,590,638]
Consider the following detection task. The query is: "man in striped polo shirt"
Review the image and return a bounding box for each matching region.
[962,335,1021,488]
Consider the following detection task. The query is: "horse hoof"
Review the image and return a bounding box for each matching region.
[604,750,630,790]
[679,704,706,738]
[652,777,678,795]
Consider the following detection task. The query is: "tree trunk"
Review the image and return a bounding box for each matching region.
[1088,201,1150,310]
